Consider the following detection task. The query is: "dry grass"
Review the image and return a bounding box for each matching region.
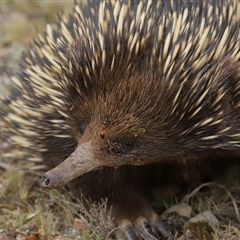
[0,161,112,239]
[1,160,240,239]
[159,180,240,240]
[0,164,79,239]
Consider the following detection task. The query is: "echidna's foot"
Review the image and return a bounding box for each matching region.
[116,213,173,240]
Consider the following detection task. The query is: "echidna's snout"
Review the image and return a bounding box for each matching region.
[40,141,100,189]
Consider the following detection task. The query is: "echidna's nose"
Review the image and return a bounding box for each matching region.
[40,174,53,189]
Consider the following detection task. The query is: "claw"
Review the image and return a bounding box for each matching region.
[123,224,139,240]
[116,210,173,240]
[153,217,173,240]
[139,221,158,240]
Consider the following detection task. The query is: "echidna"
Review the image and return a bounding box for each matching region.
[1,0,240,239]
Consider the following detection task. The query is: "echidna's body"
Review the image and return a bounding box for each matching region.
[1,0,240,239]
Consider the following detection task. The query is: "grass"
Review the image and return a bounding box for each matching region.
[158,181,240,240]
[0,161,240,239]
[0,165,81,239]
[0,160,116,239]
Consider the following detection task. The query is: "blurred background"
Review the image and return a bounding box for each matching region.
[0,0,72,96]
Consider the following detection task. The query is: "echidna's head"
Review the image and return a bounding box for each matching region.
[40,54,172,189]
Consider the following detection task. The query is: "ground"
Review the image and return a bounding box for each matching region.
[0,1,240,239]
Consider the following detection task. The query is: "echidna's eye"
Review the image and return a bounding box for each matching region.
[102,119,109,126]
[107,139,134,155]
